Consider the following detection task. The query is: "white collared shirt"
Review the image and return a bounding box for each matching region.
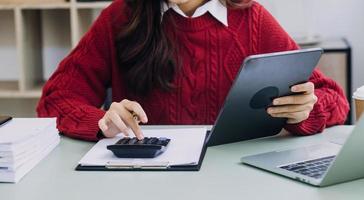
[163,0,228,27]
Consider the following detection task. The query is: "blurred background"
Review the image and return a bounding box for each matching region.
[259,0,364,123]
[0,0,363,124]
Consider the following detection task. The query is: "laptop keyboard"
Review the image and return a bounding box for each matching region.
[279,156,336,179]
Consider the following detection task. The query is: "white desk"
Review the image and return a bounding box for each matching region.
[1,125,363,200]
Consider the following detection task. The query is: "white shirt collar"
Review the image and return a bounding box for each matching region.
[163,0,228,27]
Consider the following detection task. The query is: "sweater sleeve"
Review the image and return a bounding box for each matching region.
[284,70,349,135]
[36,6,115,141]
[256,3,350,135]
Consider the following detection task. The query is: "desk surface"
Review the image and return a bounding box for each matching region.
[1,125,363,200]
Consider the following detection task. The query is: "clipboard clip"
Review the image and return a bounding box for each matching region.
[106,161,170,170]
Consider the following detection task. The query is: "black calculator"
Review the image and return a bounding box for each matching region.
[107,137,171,158]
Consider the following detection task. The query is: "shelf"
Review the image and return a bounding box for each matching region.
[19,9,44,91]
[0,1,113,10]
[0,10,19,80]
[18,2,71,9]
[0,88,40,98]
[0,1,112,116]
[301,38,350,51]
[0,98,39,117]
[75,1,111,9]
[0,81,19,91]
[0,90,41,98]
[0,5,15,10]
[0,80,42,98]
[75,8,101,42]
[41,9,72,80]
[0,1,71,9]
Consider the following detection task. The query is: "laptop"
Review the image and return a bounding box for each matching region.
[207,48,323,146]
[241,116,364,187]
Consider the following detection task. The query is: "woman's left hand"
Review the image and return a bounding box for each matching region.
[267,82,318,124]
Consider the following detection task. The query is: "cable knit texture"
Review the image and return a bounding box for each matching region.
[37,0,349,141]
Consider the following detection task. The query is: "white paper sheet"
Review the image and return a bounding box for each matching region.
[79,127,207,167]
[0,118,57,144]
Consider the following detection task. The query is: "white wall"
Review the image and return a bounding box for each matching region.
[258,0,364,91]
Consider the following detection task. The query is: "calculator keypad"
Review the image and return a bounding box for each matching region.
[107,137,171,158]
[116,137,170,146]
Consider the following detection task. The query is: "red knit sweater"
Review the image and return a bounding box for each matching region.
[37,0,349,141]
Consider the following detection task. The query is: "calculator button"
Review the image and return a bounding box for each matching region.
[144,138,152,144]
[136,138,146,144]
[148,138,159,144]
[128,138,138,144]
[117,138,129,145]
[156,138,170,146]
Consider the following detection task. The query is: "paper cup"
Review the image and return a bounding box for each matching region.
[353,86,364,121]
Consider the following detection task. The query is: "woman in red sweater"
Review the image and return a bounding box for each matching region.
[37,0,349,141]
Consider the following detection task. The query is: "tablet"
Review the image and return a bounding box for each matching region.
[207,48,323,146]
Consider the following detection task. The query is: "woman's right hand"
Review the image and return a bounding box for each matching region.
[98,99,148,140]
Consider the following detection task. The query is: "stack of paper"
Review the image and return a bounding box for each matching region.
[0,118,60,183]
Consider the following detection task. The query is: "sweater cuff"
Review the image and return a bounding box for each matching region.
[97,130,106,139]
[59,107,106,141]
[284,90,328,135]
[79,108,106,141]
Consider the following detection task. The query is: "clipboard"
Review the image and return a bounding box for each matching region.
[75,130,210,171]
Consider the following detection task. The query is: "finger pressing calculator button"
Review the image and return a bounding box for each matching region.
[136,138,146,144]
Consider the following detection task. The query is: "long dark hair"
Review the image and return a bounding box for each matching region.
[117,0,252,96]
